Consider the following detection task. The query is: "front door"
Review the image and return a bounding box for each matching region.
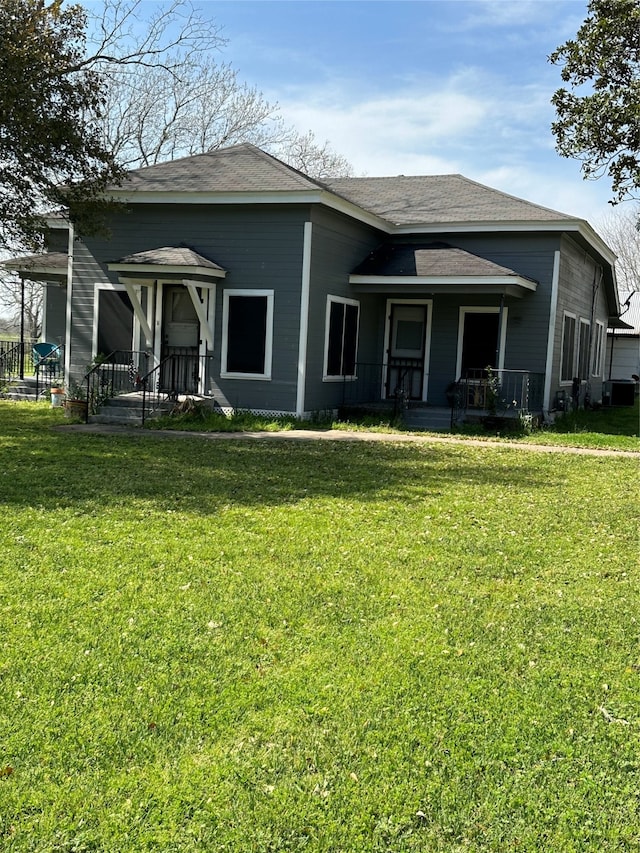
[386,303,428,400]
[161,285,200,393]
[460,310,500,375]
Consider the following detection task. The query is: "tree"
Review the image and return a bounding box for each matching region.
[0,0,352,340]
[0,273,42,340]
[87,1,352,178]
[550,0,640,204]
[0,0,123,253]
[598,204,640,292]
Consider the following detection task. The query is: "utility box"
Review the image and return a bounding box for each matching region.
[604,379,636,407]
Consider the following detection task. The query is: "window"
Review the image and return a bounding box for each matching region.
[577,319,591,380]
[221,290,273,379]
[324,296,359,379]
[560,313,576,382]
[94,284,134,363]
[592,321,605,377]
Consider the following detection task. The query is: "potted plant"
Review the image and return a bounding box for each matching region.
[50,383,65,408]
[64,380,88,420]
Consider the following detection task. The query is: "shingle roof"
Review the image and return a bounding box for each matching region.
[116,246,224,271]
[325,175,574,226]
[0,252,68,279]
[352,241,533,279]
[118,144,321,194]
[114,144,574,227]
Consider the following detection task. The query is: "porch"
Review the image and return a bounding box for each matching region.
[340,362,545,428]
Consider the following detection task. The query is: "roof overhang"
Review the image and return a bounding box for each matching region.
[608,316,635,331]
[0,252,68,283]
[107,261,226,280]
[349,274,537,298]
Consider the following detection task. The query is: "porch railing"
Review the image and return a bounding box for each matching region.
[338,363,545,418]
[0,338,37,384]
[340,361,424,415]
[84,351,214,424]
[84,350,153,419]
[139,354,215,426]
[458,369,545,415]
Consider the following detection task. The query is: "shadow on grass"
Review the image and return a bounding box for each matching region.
[0,401,602,515]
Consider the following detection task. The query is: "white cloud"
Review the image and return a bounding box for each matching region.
[272,66,613,227]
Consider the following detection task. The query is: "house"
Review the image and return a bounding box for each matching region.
[2,143,623,423]
[606,290,640,401]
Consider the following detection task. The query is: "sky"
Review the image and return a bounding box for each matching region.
[182,0,615,229]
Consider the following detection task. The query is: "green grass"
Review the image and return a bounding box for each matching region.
[151,398,640,452]
[0,402,639,851]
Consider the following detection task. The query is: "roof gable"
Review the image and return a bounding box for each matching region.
[118,144,322,194]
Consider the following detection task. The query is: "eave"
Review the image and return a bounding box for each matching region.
[349,274,538,298]
[107,261,226,279]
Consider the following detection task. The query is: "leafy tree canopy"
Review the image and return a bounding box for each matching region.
[0,0,123,251]
[550,0,640,204]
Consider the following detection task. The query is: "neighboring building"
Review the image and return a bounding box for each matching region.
[2,144,623,420]
[606,290,640,381]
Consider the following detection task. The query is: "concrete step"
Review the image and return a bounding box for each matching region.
[4,377,43,401]
[403,407,455,432]
[89,396,174,425]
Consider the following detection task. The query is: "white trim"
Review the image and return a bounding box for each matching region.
[220,289,274,380]
[296,222,313,417]
[455,305,508,379]
[543,250,561,412]
[184,280,214,350]
[322,294,360,381]
[349,274,537,292]
[578,317,591,381]
[92,281,133,359]
[383,298,433,401]
[107,185,613,265]
[107,262,225,279]
[123,281,154,346]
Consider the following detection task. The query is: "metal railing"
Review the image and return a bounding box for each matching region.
[340,361,425,416]
[139,354,214,426]
[83,351,213,425]
[84,350,153,421]
[458,369,545,415]
[0,338,37,383]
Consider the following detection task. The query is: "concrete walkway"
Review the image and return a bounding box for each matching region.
[56,422,640,458]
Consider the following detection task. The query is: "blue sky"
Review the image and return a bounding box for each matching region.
[192,0,612,227]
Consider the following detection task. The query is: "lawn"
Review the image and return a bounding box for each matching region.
[150,397,640,453]
[0,402,638,851]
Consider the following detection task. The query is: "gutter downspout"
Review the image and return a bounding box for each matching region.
[296,222,313,418]
[543,250,561,416]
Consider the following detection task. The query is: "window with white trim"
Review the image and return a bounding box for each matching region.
[323,296,359,380]
[592,321,605,377]
[221,290,273,379]
[577,319,591,380]
[560,313,576,382]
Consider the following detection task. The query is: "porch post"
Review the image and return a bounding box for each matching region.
[495,294,505,369]
[296,222,313,418]
[19,278,25,379]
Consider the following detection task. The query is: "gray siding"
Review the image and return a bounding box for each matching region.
[551,235,610,404]
[71,204,311,411]
[303,207,382,412]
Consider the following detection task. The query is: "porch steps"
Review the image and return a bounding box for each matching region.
[89,394,174,427]
[403,406,455,432]
[3,376,40,401]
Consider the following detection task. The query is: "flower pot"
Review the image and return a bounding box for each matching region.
[64,399,88,420]
[50,388,65,408]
